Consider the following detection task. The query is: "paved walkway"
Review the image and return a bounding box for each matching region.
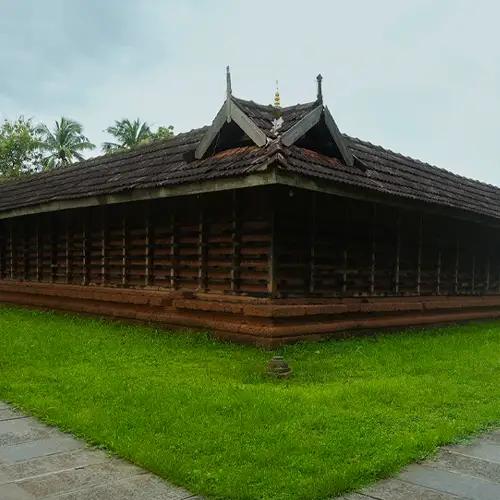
[3,401,500,500]
[0,402,198,499]
[340,429,500,500]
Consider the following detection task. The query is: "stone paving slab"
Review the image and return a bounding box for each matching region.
[340,433,500,500]
[0,402,197,500]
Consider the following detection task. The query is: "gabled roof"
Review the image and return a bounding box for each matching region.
[0,73,499,223]
[194,69,353,166]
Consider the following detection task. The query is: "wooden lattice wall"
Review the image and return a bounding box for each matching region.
[0,188,273,296]
[1,185,499,299]
[274,187,500,297]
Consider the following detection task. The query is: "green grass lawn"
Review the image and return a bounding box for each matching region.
[0,306,499,499]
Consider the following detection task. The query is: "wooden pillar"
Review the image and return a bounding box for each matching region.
[0,225,3,280]
[82,217,89,286]
[486,256,490,292]
[268,208,278,297]
[23,222,28,281]
[121,212,127,287]
[144,204,152,287]
[9,223,14,280]
[230,190,241,294]
[454,236,460,294]
[35,218,40,282]
[101,209,107,286]
[471,255,476,294]
[65,215,71,284]
[416,215,423,295]
[436,250,441,295]
[50,215,57,283]
[198,206,208,291]
[309,192,317,294]
[342,249,348,294]
[169,212,177,290]
[394,212,401,295]
[370,204,376,295]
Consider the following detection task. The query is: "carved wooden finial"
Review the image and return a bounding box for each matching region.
[226,66,232,97]
[316,74,323,103]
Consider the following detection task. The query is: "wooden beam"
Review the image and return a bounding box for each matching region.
[121,213,127,287]
[144,204,151,287]
[436,250,441,295]
[65,215,70,284]
[101,209,107,286]
[9,223,14,279]
[417,215,423,295]
[394,212,401,295]
[230,102,267,147]
[486,256,491,292]
[323,107,355,167]
[198,207,208,292]
[370,204,376,295]
[23,221,28,281]
[194,104,227,160]
[50,216,56,283]
[471,255,476,294]
[342,249,348,294]
[230,190,241,294]
[281,106,322,147]
[170,213,177,290]
[0,224,3,280]
[268,209,278,297]
[35,218,40,282]
[82,218,89,286]
[309,192,317,294]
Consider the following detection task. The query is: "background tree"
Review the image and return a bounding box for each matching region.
[38,117,95,169]
[152,125,174,141]
[0,117,43,180]
[103,119,174,153]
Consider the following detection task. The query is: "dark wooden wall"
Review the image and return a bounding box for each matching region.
[1,185,499,299]
[0,188,273,296]
[274,187,500,297]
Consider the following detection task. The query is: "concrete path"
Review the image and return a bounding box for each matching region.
[0,402,199,500]
[340,429,500,500]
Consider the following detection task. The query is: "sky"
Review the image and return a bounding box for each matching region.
[1,0,499,184]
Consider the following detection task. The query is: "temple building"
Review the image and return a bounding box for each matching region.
[1,71,500,345]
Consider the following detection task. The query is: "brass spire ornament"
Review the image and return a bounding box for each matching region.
[273,80,281,108]
[271,80,284,134]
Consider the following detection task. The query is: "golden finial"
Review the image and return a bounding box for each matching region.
[274,80,281,108]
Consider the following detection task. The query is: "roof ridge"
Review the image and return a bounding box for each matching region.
[232,95,319,112]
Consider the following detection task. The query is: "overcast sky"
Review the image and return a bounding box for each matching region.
[1,1,499,184]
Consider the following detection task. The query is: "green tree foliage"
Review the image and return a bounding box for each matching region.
[153,125,175,141]
[38,117,95,169]
[0,117,43,180]
[103,119,174,153]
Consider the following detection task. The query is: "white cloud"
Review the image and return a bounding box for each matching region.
[1,0,499,184]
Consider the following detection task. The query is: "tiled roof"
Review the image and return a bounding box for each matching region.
[0,97,498,221]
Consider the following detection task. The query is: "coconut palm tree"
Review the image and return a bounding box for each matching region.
[102,119,153,153]
[38,117,95,169]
